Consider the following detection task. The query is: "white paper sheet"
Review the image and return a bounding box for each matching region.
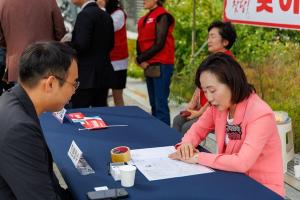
[129,146,214,181]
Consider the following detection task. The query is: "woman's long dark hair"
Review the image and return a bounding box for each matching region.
[106,0,123,14]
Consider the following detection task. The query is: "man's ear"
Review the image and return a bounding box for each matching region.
[44,76,56,93]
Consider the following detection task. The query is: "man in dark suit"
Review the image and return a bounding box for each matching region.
[70,0,114,108]
[0,42,78,200]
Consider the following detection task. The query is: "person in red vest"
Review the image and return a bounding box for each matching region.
[172,20,237,134]
[136,0,175,125]
[105,0,129,106]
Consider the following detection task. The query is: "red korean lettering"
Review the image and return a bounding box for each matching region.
[280,0,292,11]
[256,0,273,13]
[295,0,300,14]
[279,0,300,14]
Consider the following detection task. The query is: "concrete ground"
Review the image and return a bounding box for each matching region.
[55,77,300,200]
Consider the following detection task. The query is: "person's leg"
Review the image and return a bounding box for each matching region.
[181,117,199,134]
[112,89,124,106]
[0,63,4,96]
[92,88,109,107]
[58,188,73,200]
[1,81,15,95]
[4,82,14,90]
[112,69,127,106]
[172,114,188,133]
[0,83,4,96]
[71,89,93,108]
[0,64,14,95]
[145,76,156,116]
[151,64,173,125]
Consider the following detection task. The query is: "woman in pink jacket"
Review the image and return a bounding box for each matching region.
[169,53,284,197]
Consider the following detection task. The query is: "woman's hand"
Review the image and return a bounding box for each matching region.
[135,59,149,69]
[181,153,199,164]
[186,109,200,120]
[139,62,149,69]
[168,143,199,160]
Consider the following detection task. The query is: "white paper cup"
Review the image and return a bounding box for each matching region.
[294,165,300,178]
[119,165,137,187]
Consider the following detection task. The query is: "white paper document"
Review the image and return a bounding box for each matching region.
[129,146,214,181]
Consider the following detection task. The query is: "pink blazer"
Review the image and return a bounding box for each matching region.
[179,93,285,196]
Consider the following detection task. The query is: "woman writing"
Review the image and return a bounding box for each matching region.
[169,53,284,197]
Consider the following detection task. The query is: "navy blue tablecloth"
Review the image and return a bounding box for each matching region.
[40,106,283,200]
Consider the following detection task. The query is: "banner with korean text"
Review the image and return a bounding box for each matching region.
[224,0,300,30]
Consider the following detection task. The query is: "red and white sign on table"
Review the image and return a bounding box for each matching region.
[224,0,300,30]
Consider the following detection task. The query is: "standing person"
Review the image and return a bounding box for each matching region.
[0,0,66,83]
[169,53,284,197]
[172,20,237,134]
[70,0,114,108]
[0,42,77,200]
[105,0,129,106]
[136,0,175,125]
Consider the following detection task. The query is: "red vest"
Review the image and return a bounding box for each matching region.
[110,9,129,61]
[199,89,207,107]
[137,6,175,64]
[224,50,235,59]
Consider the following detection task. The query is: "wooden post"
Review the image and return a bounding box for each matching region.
[191,0,196,59]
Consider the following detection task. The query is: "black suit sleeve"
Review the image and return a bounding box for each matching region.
[71,12,94,53]
[108,16,115,53]
[0,123,61,200]
[136,14,173,64]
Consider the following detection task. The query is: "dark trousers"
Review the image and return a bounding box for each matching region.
[71,88,109,108]
[0,64,14,96]
[172,114,199,134]
[57,187,73,200]
[146,64,173,126]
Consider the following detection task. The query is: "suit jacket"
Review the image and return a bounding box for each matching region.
[178,93,285,196]
[0,0,66,82]
[0,85,64,200]
[70,2,114,89]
